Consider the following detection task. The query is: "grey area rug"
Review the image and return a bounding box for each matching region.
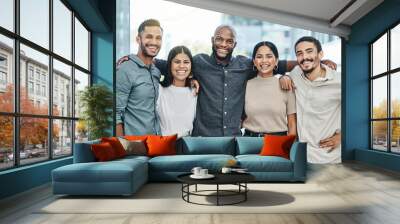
[38,183,362,214]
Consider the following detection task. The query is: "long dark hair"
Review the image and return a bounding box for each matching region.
[161,45,194,88]
[252,41,279,61]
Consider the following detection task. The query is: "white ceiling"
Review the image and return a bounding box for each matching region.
[166,0,384,38]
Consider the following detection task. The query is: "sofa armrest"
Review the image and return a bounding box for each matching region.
[73,140,100,163]
[289,141,307,181]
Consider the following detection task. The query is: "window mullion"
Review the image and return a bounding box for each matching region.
[71,11,76,154]
[387,30,391,152]
[14,0,21,167]
[48,0,54,160]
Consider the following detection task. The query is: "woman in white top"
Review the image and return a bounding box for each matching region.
[243,41,297,137]
[157,46,197,137]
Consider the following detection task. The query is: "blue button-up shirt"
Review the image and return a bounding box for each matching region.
[116,54,161,135]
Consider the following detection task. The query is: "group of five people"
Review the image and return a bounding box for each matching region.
[116,19,341,164]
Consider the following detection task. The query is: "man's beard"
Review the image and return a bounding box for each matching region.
[140,42,159,58]
[300,58,318,75]
[212,44,233,61]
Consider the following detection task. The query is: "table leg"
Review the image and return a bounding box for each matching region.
[245,183,247,201]
[187,184,190,202]
[217,184,219,206]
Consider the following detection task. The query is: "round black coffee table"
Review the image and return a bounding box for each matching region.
[177,173,255,206]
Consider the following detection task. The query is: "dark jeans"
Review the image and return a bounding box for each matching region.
[243,129,287,137]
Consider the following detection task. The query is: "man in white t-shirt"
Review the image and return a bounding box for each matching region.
[282,36,341,164]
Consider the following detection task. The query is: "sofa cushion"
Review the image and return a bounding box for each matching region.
[147,134,177,157]
[236,155,293,172]
[148,154,235,172]
[181,137,235,155]
[124,135,151,141]
[235,137,263,155]
[115,155,150,163]
[91,142,118,161]
[260,135,296,159]
[101,137,127,158]
[118,138,147,156]
[53,158,148,183]
[74,140,100,163]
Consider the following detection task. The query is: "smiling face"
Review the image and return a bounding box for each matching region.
[170,52,192,83]
[253,45,278,76]
[295,41,323,74]
[136,26,162,58]
[211,27,236,61]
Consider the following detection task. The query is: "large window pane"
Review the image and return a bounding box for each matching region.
[74,18,89,70]
[391,120,400,153]
[53,59,72,117]
[20,0,49,49]
[0,34,14,112]
[372,77,387,119]
[53,0,72,60]
[0,116,13,170]
[391,72,400,118]
[0,0,14,31]
[74,69,89,118]
[372,121,388,151]
[391,24,400,70]
[53,119,72,158]
[372,33,387,76]
[20,117,49,165]
[20,44,49,115]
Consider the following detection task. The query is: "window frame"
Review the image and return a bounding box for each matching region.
[370,19,400,154]
[0,0,92,171]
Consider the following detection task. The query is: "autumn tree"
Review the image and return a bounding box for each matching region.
[372,99,400,143]
[0,85,14,149]
[0,84,60,151]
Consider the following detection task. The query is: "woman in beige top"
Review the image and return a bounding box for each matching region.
[243,41,297,137]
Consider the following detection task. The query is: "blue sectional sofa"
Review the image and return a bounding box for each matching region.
[52,137,307,196]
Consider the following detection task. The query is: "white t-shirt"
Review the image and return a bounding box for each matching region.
[156,84,197,137]
[289,65,341,164]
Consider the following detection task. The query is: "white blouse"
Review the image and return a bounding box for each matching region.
[156,84,197,137]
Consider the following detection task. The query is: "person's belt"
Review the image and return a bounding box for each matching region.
[244,129,287,137]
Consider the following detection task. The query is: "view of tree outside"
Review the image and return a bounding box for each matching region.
[371,24,400,153]
[0,85,62,168]
[0,0,90,170]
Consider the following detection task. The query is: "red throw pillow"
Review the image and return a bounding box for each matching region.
[146,134,177,157]
[101,137,126,158]
[259,135,296,159]
[91,142,117,161]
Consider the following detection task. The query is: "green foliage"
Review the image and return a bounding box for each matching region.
[79,84,113,140]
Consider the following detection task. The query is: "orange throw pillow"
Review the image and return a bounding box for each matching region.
[146,134,177,157]
[260,135,296,159]
[91,142,117,161]
[101,137,126,158]
[124,135,150,141]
